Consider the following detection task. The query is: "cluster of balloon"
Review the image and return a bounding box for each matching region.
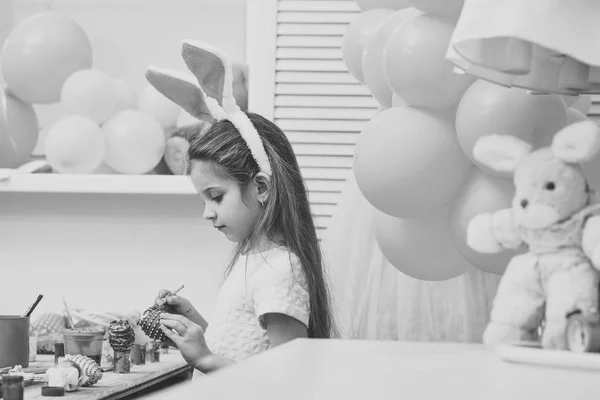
[0,3,40,168]
[0,11,180,174]
[344,0,474,281]
[343,0,596,280]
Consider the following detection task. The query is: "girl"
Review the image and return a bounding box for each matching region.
[145,40,337,373]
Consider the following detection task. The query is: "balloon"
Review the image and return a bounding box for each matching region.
[138,85,181,131]
[60,69,119,125]
[93,161,119,175]
[450,171,521,275]
[456,80,540,175]
[561,95,579,108]
[342,9,393,84]
[363,8,421,108]
[113,79,138,112]
[103,110,166,174]
[0,90,39,168]
[44,116,106,174]
[571,95,592,115]
[456,81,567,174]
[530,94,568,148]
[567,108,589,125]
[383,14,475,109]
[356,0,411,10]
[407,0,464,17]
[391,93,407,107]
[354,106,472,218]
[0,0,14,62]
[373,206,470,281]
[0,12,93,104]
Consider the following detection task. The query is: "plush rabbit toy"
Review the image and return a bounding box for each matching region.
[467,120,600,349]
[162,121,211,175]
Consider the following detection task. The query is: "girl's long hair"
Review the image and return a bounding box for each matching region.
[187,113,337,339]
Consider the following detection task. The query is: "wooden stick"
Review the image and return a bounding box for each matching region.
[23,294,44,317]
[61,297,76,330]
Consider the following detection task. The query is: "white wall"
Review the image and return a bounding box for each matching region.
[0,192,234,320]
[0,0,246,320]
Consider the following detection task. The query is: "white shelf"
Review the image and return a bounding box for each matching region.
[0,172,197,195]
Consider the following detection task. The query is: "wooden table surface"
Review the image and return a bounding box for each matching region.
[142,339,600,400]
[21,351,192,400]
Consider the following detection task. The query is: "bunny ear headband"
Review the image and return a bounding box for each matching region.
[145,40,272,176]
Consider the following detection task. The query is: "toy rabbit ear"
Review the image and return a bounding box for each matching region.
[145,66,215,122]
[182,40,238,113]
[552,120,600,164]
[473,134,532,175]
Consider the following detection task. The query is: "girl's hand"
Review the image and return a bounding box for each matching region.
[160,313,212,368]
[155,290,193,314]
[155,291,209,331]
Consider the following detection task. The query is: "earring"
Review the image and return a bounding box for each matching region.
[259,199,264,207]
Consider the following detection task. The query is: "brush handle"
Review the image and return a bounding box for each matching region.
[23,294,44,317]
[61,297,76,329]
[159,285,185,300]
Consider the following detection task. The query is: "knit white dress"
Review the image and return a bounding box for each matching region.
[204,247,310,361]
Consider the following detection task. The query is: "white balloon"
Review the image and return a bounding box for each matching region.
[93,161,119,175]
[373,206,470,281]
[103,110,166,174]
[45,116,106,174]
[113,79,138,112]
[391,93,407,107]
[138,85,181,130]
[60,69,119,125]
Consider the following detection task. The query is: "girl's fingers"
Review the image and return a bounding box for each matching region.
[160,312,189,326]
[160,325,182,346]
[160,316,188,336]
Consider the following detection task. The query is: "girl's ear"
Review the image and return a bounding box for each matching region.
[145,66,215,122]
[472,134,532,175]
[253,172,271,204]
[552,120,600,164]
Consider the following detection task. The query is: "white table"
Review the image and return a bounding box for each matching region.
[145,339,600,400]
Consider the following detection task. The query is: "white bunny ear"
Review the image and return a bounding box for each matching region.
[181,40,238,113]
[145,66,215,122]
[552,120,600,164]
[473,135,533,175]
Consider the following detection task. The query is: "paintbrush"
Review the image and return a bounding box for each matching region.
[61,297,76,330]
[153,285,185,310]
[22,294,44,317]
[162,284,185,299]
